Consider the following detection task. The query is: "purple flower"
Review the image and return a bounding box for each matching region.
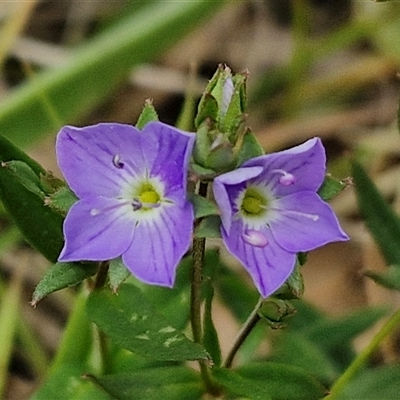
[213,138,349,298]
[56,121,195,287]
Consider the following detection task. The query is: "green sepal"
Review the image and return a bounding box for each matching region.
[136,99,159,130]
[235,129,264,167]
[46,185,78,216]
[258,298,296,329]
[188,193,219,219]
[108,258,130,293]
[31,262,98,305]
[194,94,218,129]
[318,174,349,201]
[87,283,210,362]
[192,122,213,166]
[39,171,65,194]
[0,161,64,262]
[86,366,203,400]
[194,215,221,238]
[273,260,304,300]
[190,163,216,180]
[365,265,400,291]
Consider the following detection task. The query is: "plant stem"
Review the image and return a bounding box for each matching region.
[223,297,263,368]
[326,307,400,400]
[190,182,220,395]
[93,260,110,290]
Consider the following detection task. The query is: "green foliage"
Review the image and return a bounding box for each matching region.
[235,130,265,167]
[337,365,400,400]
[87,367,203,400]
[0,0,226,149]
[353,161,400,266]
[365,265,400,291]
[194,215,222,238]
[213,362,325,400]
[31,262,98,305]
[0,160,64,262]
[87,283,209,362]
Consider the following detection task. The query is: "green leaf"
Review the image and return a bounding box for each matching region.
[3,160,45,198]
[142,255,191,331]
[136,100,159,130]
[87,283,209,361]
[31,262,98,305]
[0,132,45,176]
[194,215,221,238]
[0,0,226,149]
[188,193,219,219]
[270,333,339,385]
[46,185,78,216]
[303,306,387,350]
[235,130,264,167]
[31,365,112,400]
[0,162,64,262]
[365,265,400,291]
[213,362,325,400]
[352,161,400,265]
[108,258,130,293]
[318,174,348,201]
[87,366,203,400]
[337,365,400,400]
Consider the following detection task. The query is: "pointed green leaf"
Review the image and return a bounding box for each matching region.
[188,193,219,219]
[365,265,400,291]
[136,100,159,130]
[31,262,98,305]
[87,284,209,361]
[0,162,64,262]
[87,366,203,400]
[213,362,325,400]
[353,161,400,265]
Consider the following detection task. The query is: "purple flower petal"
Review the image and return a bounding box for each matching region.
[269,191,349,252]
[144,122,195,206]
[243,138,326,197]
[222,220,296,298]
[59,197,135,261]
[122,203,194,287]
[57,123,152,198]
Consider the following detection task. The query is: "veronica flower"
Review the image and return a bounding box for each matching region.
[56,121,195,287]
[213,138,349,298]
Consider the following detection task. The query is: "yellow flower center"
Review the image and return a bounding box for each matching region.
[140,190,160,204]
[241,187,267,216]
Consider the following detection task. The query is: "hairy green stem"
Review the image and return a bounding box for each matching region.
[223,297,263,368]
[326,307,400,399]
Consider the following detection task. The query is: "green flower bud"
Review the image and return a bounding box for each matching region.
[258,298,296,329]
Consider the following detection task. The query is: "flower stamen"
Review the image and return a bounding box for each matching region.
[112,154,124,169]
[242,229,268,247]
[272,169,295,186]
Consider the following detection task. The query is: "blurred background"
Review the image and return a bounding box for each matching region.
[1,0,400,398]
